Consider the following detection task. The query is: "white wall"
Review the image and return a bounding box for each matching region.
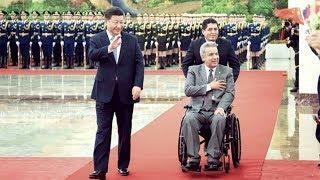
[289,0,320,94]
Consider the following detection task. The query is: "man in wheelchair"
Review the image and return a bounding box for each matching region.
[181,42,235,171]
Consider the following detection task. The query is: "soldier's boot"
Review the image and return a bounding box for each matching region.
[174,53,179,65]
[148,55,152,66]
[150,53,156,65]
[144,55,150,67]
[75,55,80,67]
[3,56,7,68]
[252,57,258,70]
[158,57,164,69]
[48,57,52,69]
[162,56,167,69]
[0,56,3,68]
[166,55,171,67]
[41,57,46,69]
[66,57,70,69]
[70,57,75,69]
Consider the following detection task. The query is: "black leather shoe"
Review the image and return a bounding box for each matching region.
[204,161,223,171]
[184,162,201,172]
[118,168,129,176]
[290,87,298,92]
[89,170,106,179]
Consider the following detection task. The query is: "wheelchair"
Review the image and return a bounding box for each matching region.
[178,106,241,173]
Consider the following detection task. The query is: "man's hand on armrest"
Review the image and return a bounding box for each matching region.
[214,107,225,117]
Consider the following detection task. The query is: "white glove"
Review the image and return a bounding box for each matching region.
[82,42,86,46]
[155,42,158,47]
[74,42,77,47]
[16,41,20,46]
[29,42,32,46]
[53,42,56,47]
[178,41,181,47]
[61,41,64,46]
[166,43,169,48]
[237,42,241,48]
[38,42,42,47]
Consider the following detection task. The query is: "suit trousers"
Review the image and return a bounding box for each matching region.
[181,110,226,162]
[93,84,133,172]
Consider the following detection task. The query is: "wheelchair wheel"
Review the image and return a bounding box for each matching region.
[178,134,188,166]
[230,114,241,168]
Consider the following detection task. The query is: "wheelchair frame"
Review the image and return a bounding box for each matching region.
[178,106,241,173]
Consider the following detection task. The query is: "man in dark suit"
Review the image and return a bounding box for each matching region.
[182,18,240,82]
[88,7,144,179]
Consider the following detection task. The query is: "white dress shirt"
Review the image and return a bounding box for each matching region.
[205,64,216,92]
[106,30,121,63]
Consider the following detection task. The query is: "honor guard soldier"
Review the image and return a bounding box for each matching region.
[179,15,192,63]
[95,11,105,33]
[30,11,41,67]
[134,14,147,66]
[17,10,31,69]
[40,10,55,69]
[124,12,134,34]
[150,14,157,65]
[74,11,84,67]
[52,11,62,67]
[8,10,19,66]
[248,16,262,69]
[166,14,174,67]
[172,14,180,65]
[144,13,154,67]
[225,15,239,57]
[61,11,76,69]
[155,14,168,69]
[0,10,8,68]
[83,11,96,69]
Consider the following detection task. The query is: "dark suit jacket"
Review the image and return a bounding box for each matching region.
[89,31,144,104]
[182,37,240,82]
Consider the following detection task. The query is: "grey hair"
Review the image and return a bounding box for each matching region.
[199,41,218,60]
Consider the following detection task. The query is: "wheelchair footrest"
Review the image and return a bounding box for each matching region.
[181,165,201,172]
[203,162,223,171]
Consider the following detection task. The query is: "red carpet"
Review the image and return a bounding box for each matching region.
[0,157,90,180]
[0,69,182,76]
[66,71,286,179]
[261,160,320,179]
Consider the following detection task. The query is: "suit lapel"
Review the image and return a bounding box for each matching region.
[100,31,117,64]
[214,64,221,81]
[117,32,127,64]
[199,64,207,85]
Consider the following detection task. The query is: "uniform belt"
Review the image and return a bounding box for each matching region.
[135,32,144,35]
[227,33,237,36]
[251,33,259,36]
[86,33,95,37]
[19,33,29,36]
[42,33,53,36]
[64,33,74,37]
[181,33,190,36]
[0,33,6,36]
[158,33,166,36]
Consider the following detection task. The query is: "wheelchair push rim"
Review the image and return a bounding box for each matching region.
[230,114,241,167]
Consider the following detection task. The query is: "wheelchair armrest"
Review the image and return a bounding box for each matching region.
[226,105,233,114]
